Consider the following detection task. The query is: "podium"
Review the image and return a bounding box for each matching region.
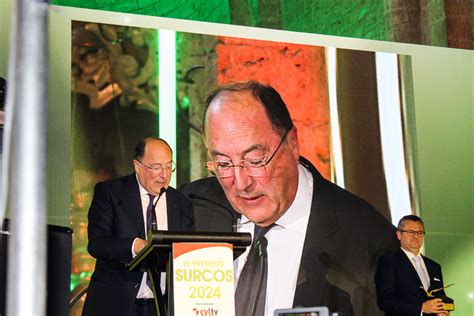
[128,230,252,316]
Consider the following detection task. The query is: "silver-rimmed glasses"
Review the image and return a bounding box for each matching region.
[205,127,292,179]
[136,159,176,173]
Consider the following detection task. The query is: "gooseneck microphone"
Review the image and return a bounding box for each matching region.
[187,193,238,232]
[151,187,166,231]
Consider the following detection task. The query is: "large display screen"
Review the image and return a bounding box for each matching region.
[44,6,473,315]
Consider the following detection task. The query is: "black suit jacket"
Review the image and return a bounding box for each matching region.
[83,173,195,316]
[179,175,239,232]
[375,248,445,316]
[179,157,398,316]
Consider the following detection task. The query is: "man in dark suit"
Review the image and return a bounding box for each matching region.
[83,137,195,316]
[375,215,449,316]
[181,81,398,316]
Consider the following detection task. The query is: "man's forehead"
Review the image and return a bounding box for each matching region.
[146,140,169,150]
[403,220,424,228]
[204,91,279,151]
[144,141,171,157]
[209,143,267,159]
[214,89,255,101]
[207,95,272,131]
[208,90,261,114]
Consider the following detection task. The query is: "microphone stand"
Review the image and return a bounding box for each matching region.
[148,187,167,316]
[151,187,166,232]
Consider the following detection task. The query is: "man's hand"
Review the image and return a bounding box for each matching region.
[133,238,148,254]
[422,298,445,314]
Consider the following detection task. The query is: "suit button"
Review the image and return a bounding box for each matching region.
[134,283,139,288]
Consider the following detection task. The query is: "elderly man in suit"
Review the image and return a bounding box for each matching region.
[375,215,449,316]
[181,81,398,316]
[83,137,195,316]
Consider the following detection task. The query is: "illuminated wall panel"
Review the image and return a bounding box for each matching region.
[216,37,331,179]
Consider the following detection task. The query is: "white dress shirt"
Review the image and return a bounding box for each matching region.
[134,179,168,298]
[401,247,430,287]
[400,248,430,316]
[235,164,313,315]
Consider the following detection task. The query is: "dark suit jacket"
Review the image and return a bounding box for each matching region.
[83,173,195,316]
[179,157,398,316]
[179,175,239,232]
[375,248,445,316]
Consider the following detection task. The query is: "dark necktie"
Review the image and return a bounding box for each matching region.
[145,194,157,291]
[146,193,155,236]
[144,194,166,314]
[235,224,274,316]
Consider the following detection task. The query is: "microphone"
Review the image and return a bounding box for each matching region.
[187,193,238,232]
[151,187,166,231]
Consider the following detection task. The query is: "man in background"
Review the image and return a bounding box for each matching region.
[83,137,195,316]
[182,81,398,315]
[375,215,449,316]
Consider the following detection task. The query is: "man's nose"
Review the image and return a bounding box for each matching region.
[232,166,253,191]
[155,168,166,178]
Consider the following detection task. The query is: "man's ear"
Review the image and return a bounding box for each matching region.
[396,230,402,241]
[133,159,140,174]
[288,127,300,160]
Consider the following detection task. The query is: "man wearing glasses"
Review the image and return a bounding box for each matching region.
[375,215,449,316]
[83,137,195,316]
[181,81,398,315]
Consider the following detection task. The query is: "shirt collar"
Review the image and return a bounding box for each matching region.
[136,175,146,195]
[401,247,422,260]
[136,174,157,200]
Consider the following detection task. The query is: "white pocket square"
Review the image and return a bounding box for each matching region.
[434,277,441,281]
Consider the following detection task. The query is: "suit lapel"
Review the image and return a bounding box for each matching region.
[123,174,146,239]
[398,249,425,292]
[166,188,180,231]
[295,159,339,306]
[422,255,441,291]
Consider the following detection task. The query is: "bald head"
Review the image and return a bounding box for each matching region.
[133,137,174,195]
[202,82,300,227]
[134,137,172,161]
[203,81,293,138]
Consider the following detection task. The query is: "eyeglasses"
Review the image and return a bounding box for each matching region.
[205,127,292,179]
[136,159,176,173]
[399,229,425,237]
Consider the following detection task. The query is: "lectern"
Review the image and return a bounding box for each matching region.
[128,230,252,316]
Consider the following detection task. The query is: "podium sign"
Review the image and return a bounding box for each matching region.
[173,243,235,316]
[128,231,251,316]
